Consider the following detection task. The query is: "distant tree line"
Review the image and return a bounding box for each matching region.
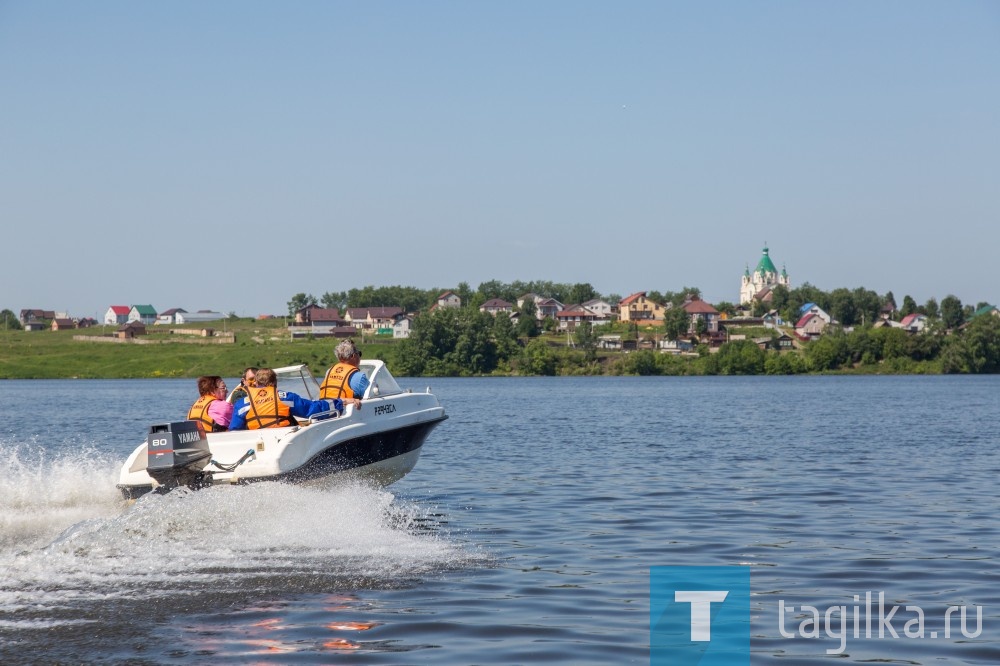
[273,280,999,376]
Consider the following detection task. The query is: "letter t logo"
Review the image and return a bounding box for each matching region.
[675,590,729,641]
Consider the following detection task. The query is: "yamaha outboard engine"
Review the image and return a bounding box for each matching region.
[145,421,213,491]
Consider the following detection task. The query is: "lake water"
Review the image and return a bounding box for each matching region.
[0,375,997,664]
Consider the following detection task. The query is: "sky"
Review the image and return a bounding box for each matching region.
[2,1,998,318]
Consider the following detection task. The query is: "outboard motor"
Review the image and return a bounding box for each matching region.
[145,421,213,491]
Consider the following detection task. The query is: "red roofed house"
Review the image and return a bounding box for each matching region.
[899,313,928,333]
[104,305,131,326]
[795,312,828,339]
[619,292,665,324]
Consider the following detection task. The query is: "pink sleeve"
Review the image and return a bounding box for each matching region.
[208,399,234,427]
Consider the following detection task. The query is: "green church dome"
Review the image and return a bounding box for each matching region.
[755,246,777,275]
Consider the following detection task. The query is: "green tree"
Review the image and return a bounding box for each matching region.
[567,282,598,306]
[573,322,598,361]
[520,339,557,375]
[900,295,917,318]
[321,291,348,310]
[0,309,22,330]
[396,307,506,376]
[621,350,659,376]
[770,284,791,316]
[491,310,521,360]
[713,301,738,317]
[805,329,850,371]
[942,314,1000,374]
[516,299,540,337]
[455,282,474,307]
[940,295,964,329]
[662,305,690,341]
[713,340,766,375]
[921,297,939,319]
[287,293,316,316]
[829,288,858,326]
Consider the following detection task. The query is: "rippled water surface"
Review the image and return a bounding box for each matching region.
[1,375,998,664]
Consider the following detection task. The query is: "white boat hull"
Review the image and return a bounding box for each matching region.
[117,361,446,498]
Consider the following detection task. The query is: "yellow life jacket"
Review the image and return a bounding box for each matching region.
[245,386,297,430]
[188,395,224,432]
[320,362,359,400]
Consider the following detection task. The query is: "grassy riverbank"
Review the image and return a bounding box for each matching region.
[0,319,373,379]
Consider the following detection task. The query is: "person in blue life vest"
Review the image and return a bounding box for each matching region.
[229,368,342,430]
[319,339,367,410]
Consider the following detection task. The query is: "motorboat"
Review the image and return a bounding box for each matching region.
[117,360,447,499]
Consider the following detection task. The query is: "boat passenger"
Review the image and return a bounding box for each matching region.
[319,339,367,410]
[188,376,234,432]
[229,368,342,430]
[227,366,258,405]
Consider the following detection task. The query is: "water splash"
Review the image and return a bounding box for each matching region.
[0,439,471,629]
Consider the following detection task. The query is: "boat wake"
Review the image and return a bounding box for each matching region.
[0,439,475,630]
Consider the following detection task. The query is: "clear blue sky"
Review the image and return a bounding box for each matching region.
[2,1,998,318]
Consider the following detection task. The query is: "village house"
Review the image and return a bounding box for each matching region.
[156,308,188,325]
[479,298,514,315]
[20,309,55,326]
[393,315,413,339]
[434,291,461,310]
[555,304,610,330]
[294,305,343,326]
[619,292,665,324]
[104,305,130,326]
[51,318,76,331]
[899,313,928,333]
[682,295,720,334]
[345,306,404,332]
[117,321,147,339]
[128,305,158,326]
[795,312,828,339]
[581,298,616,318]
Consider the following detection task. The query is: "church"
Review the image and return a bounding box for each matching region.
[740,245,790,305]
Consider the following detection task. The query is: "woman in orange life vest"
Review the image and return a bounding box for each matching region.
[228,368,343,431]
[188,376,233,432]
[319,339,366,410]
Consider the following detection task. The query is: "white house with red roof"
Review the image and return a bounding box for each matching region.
[899,313,928,333]
[104,305,130,326]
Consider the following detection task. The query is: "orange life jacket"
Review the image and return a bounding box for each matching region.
[188,395,224,432]
[244,386,297,430]
[320,362,359,400]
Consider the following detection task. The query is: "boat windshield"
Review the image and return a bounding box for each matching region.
[359,360,403,398]
[274,364,322,400]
